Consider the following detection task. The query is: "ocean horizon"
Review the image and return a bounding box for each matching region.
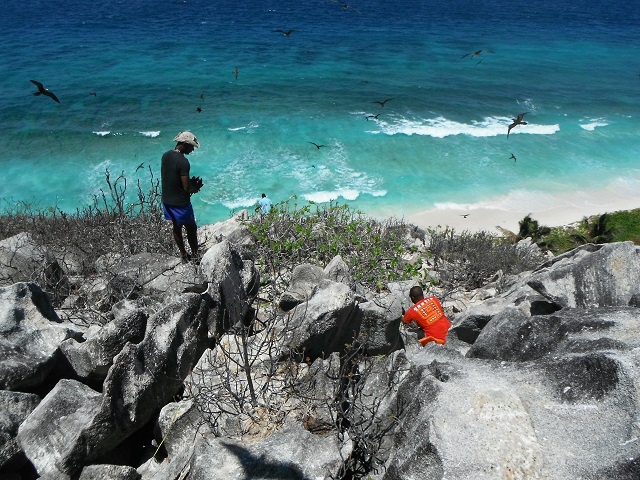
[2,0,639,227]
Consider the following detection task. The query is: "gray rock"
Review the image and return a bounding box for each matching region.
[0,232,65,290]
[18,293,211,477]
[279,263,324,311]
[79,293,212,466]
[323,255,355,291]
[281,279,359,360]
[0,391,40,471]
[78,464,141,480]
[0,282,80,391]
[60,309,147,383]
[17,379,102,478]
[95,252,198,299]
[183,424,345,480]
[200,240,259,333]
[527,242,640,308]
[466,307,567,361]
[198,213,254,251]
[357,292,404,355]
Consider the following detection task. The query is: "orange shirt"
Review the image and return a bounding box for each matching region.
[402,296,451,345]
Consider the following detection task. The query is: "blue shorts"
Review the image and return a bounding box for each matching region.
[162,203,196,226]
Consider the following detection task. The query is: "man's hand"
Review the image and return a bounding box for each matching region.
[190,176,204,193]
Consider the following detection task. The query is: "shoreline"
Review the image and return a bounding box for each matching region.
[403,187,640,234]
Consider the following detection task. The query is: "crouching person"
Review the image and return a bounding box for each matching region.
[402,285,451,347]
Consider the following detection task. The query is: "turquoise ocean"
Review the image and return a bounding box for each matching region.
[1,0,639,226]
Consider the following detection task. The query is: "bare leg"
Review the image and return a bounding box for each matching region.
[172,222,187,258]
[185,222,199,256]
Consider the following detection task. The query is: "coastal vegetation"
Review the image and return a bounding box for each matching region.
[0,170,639,303]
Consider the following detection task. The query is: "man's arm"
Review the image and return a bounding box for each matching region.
[181,175,201,194]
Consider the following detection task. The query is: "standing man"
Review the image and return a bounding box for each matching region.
[161,131,203,262]
[257,193,272,214]
[402,286,451,346]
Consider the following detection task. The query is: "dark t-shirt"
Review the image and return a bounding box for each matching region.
[161,149,191,206]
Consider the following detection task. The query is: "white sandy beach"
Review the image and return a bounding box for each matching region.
[405,183,640,234]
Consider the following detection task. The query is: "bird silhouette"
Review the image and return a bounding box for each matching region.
[460,214,470,218]
[507,113,528,138]
[273,29,296,37]
[30,80,60,103]
[182,281,211,294]
[366,114,381,121]
[372,98,393,107]
[509,153,517,162]
[332,0,361,13]
[309,142,326,149]
[459,49,494,61]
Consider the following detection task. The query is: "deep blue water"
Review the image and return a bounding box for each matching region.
[1,0,639,225]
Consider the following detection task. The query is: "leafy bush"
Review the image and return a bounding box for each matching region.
[243,199,424,292]
[520,209,640,255]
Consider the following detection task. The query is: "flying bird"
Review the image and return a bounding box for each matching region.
[309,142,326,149]
[509,153,517,162]
[459,49,493,64]
[507,113,528,138]
[460,214,470,218]
[372,98,393,107]
[366,114,381,121]
[30,80,60,103]
[273,29,296,37]
[332,0,361,13]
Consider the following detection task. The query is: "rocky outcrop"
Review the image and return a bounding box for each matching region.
[0,282,82,392]
[0,233,65,289]
[527,241,640,308]
[60,309,147,385]
[4,231,640,480]
[0,391,40,472]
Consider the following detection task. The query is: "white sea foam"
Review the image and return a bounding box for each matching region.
[139,131,160,137]
[228,122,259,132]
[579,118,608,131]
[220,196,258,209]
[303,189,360,203]
[93,131,111,136]
[374,115,560,138]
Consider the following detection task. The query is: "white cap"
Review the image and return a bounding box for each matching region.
[173,131,200,148]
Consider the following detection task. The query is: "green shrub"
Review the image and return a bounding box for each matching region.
[243,199,423,293]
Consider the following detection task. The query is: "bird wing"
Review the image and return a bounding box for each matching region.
[46,91,61,103]
[30,79,44,90]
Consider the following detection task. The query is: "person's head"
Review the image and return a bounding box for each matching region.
[409,285,424,304]
[261,193,267,198]
[173,131,200,154]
